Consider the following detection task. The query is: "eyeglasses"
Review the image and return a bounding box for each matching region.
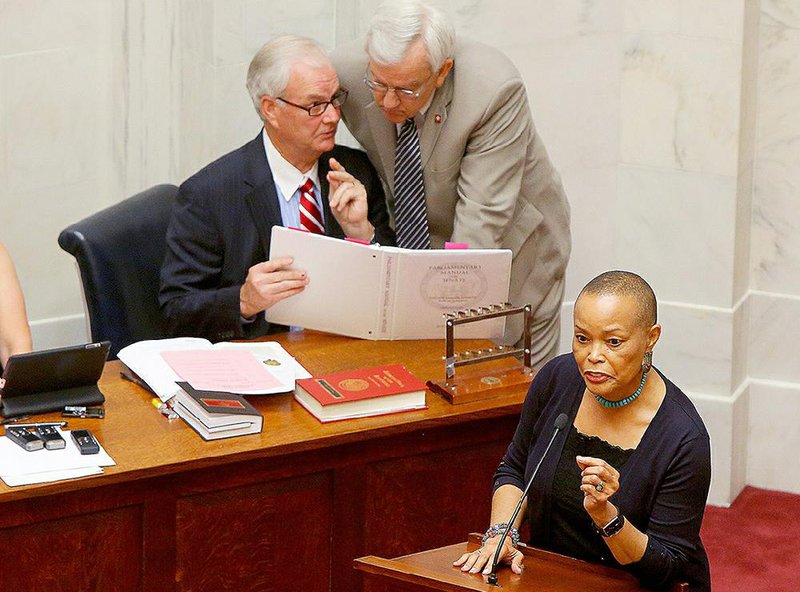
[363,70,435,100]
[277,88,348,117]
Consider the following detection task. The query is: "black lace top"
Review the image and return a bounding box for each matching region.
[549,424,636,563]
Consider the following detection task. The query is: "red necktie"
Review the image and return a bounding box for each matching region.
[299,179,324,234]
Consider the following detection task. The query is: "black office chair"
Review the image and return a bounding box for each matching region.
[58,184,179,358]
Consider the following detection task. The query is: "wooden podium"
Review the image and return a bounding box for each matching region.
[355,533,689,592]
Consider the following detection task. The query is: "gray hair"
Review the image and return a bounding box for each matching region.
[365,1,455,71]
[578,271,658,328]
[246,35,330,119]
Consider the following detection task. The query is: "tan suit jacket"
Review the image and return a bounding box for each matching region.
[333,38,571,362]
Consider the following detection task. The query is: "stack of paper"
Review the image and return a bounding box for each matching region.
[118,338,311,402]
[0,428,115,487]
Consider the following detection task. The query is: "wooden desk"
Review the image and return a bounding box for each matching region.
[356,533,684,592]
[0,332,527,592]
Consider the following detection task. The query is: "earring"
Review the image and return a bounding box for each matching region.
[642,351,653,373]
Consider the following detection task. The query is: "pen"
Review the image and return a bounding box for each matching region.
[9,421,68,429]
[120,371,156,394]
[151,397,179,419]
[0,415,31,425]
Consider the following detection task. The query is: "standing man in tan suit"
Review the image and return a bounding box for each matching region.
[332,0,571,367]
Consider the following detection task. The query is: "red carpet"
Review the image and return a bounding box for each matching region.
[701,486,800,591]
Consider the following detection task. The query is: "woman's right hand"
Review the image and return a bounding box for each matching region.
[452,535,524,575]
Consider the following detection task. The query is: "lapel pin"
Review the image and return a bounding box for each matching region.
[434,114,442,124]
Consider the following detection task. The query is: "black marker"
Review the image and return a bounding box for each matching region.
[0,415,31,426]
[120,371,156,394]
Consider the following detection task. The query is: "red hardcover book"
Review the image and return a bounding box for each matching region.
[294,364,427,423]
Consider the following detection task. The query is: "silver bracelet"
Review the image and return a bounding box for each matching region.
[482,522,520,548]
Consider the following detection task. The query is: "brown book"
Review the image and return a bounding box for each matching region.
[173,382,262,440]
[294,365,427,423]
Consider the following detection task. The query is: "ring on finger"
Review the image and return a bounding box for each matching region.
[595,481,604,492]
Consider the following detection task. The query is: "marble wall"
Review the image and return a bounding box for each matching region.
[746,1,800,495]
[0,0,119,344]
[2,1,799,503]
[617,1,751,504]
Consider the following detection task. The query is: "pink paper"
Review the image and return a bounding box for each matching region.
[161,349,283,392]
[445,242,469,249]
[344,237,370,245]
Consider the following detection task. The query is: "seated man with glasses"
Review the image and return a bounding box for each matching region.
[332,1,571,367]
[160,35,394,341]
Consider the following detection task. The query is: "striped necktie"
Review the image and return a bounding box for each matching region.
[299,178,324,234]
[394,119,430,249]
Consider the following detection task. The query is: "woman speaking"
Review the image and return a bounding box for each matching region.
[455,271,711,591]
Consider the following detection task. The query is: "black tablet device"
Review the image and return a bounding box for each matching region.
[0,341,111,418]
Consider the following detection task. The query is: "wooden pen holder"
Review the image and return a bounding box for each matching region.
[427,303,535,404]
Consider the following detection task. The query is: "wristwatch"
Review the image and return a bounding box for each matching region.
[597,513,625,538]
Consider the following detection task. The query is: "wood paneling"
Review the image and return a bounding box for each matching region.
[176,473,332,592]
[364,436,509,557]
[0,506,142,591]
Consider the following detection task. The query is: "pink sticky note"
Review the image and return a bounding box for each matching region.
[287,226,310,233]
[344,237,371,245]
[445,242,469,249]
[161,350,283,393]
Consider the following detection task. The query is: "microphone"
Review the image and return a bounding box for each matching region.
[487,412,569,586]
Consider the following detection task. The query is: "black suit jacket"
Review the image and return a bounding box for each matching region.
[159,133,394,341]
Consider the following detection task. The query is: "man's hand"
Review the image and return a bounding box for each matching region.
[327,157,374,241]
[239,256,309,319]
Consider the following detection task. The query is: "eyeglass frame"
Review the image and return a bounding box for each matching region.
[362,68,437,100]
[276,88,349,117]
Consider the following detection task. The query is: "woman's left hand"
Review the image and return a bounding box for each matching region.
[576,455,620,517]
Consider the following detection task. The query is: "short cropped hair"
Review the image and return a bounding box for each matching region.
[578,271,658,328]
[365,0,455,71]
[246,35,330,119]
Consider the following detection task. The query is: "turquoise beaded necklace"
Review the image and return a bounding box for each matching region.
[592,368,649,409]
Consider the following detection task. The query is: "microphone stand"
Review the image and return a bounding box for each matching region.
[487,413,568,586]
